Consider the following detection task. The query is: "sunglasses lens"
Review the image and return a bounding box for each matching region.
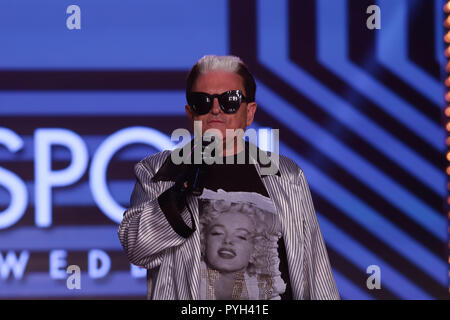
[189,93,213,115]
[188,90,245,115]
[219,91,243,114]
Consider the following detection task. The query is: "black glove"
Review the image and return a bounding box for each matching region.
[157,167,197,238]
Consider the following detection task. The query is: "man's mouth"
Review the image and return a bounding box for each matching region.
[207,119,224,125]
[218,248,236,259]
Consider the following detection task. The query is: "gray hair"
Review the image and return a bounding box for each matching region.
[186,54,256,102]
[196,55,243,74]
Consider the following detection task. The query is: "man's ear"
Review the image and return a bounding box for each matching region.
[246,102,257,126]
[185,105,194,121]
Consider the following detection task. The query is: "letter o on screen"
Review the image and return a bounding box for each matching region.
[89,127,174,223]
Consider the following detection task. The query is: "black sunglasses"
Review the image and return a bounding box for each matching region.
[187,90,247,115]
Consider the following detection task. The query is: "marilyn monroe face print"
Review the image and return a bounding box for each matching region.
[204,211,256,273]
[198,189,287,300]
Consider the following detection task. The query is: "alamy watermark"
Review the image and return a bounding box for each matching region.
[66,5,81,30]
[366,265,381,290]
[66,265,81,290]
[170,121,280,176]
[366,5,381,30]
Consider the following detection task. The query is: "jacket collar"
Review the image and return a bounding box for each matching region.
[152,140,280,182]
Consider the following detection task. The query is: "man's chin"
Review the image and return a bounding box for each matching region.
[202,125,227,139]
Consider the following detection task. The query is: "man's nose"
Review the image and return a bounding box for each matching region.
[210,97,221,115]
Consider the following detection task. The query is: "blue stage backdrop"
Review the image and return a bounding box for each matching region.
[0,0,448,299]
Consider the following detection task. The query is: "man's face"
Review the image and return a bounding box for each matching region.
[185,70,257,139]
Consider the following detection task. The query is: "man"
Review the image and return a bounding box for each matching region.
[118,55,339,300]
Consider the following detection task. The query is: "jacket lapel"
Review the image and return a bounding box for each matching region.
[252,155,304,299]
[183,193,201,299]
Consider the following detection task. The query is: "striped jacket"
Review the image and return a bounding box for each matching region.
[118,147,340,300]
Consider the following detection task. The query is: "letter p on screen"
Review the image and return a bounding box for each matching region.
[34,129,88,227]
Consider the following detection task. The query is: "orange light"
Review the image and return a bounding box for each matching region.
[446,92,450,102]
[445,16,450,27]
[447,152,450,161]
[445,31,450,43]
[446,166,450,175]
[446,122,450,131]
[445,2,450,13]
[445,108,450,117]
[447,197,450,204]
[446,77,450,87]
[445,46,450,57]
[445,15,450,27]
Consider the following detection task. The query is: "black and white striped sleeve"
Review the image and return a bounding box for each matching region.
[297,168,340,300]
[118,160,191,269]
